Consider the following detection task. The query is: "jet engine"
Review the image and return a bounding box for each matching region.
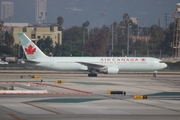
[99,67,119,74]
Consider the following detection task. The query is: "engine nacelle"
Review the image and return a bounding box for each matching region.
[99,67,119,74]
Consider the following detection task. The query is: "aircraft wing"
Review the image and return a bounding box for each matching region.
[77,62,106,70]
[77,61,120,74]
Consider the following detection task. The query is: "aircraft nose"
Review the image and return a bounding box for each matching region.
[164,63,167,68]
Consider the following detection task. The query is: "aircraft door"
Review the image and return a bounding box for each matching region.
[50,60,54,66]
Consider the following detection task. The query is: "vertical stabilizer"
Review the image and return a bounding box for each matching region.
[18,33,47,60]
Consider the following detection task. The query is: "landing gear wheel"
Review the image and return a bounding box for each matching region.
[153,71,157,77]
[153,73,156,77]
[88,73,97,77]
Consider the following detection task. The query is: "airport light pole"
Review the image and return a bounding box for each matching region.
[137,17,139,39]
[18,41,20,58]
[100,13,105,28]
[83,29,85,44]
[91,22,96,35]
[127,23,131,56]
[112,24,114,56]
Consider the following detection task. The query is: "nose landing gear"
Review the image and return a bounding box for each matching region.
[153,71,157,77]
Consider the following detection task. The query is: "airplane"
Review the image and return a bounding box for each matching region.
[18,33,167,77]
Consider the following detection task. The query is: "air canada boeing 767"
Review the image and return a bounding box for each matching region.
[18,33,167,77]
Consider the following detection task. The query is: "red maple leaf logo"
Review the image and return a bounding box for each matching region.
[25,45,36,55]
[141,58,146,62]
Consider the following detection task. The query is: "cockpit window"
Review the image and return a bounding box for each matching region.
[159,61,164,63]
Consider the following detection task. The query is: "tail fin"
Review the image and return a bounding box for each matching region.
[18,33,47,60]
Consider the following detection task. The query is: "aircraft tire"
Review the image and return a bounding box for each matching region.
[93,74,97,77]
[153,73,156,77]
[88,73,97,77]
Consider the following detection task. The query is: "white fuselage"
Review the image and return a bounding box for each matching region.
[33,57,167,72]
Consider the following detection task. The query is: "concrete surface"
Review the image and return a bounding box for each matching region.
[0,72,180,120]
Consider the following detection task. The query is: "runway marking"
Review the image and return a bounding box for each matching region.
[35,82,92,94]
[0,92,91,95]
[9,114,24,120]
[22,102,61,114]
[0,82,92,95]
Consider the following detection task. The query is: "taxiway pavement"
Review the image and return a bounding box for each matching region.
[0,73,180,120]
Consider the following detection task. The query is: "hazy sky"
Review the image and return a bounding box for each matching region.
[1,0,180,28]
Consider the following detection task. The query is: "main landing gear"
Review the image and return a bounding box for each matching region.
[88,69,97,77]
[88,73,97,77]
[153,71,157,77]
